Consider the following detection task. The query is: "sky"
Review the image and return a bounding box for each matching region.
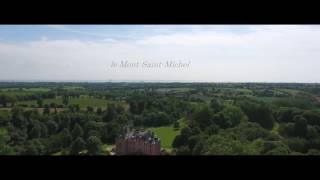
[0,25,320,82]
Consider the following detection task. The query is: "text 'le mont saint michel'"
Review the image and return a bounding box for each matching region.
[110,60,191,68]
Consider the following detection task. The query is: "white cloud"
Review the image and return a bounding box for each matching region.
[1,25,320,82]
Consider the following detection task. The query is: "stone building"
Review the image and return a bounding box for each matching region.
[115,128,161,155]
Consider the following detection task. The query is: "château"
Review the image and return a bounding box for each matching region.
[115,128,161,155]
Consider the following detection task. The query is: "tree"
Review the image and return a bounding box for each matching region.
[72,123,84,139]
[101,122,120,144]
[0,94,9,107]
[43,104,50,114]
[238,100,274,130]
[293,115,308,138]
[0,112,10,126]
[37,98,43,108]
[7,95,17,107]
[278,123,295,137]
[303,110,320,126]
[172,134,187,148]
[221,122,272,141]
[173,121,180,129]
[192,139,206,155]
[11,108,28,130]
[191,106,213,130]
[276,107,302,123]
[220,104,248,129]
[210,98,223,113]
[205,123,219,135]
[0,94,17,107]
[50,103,57,113]
[0,94,15,107]
[24,139,45,155]
[172,127,194,148]
[46,120,58,135]
[96,107,102,115]
[306,126,319,140]
[68,104,80,112]
[74,104,80,112]
[60,129,72,148]
[201,134,260,155]
[39,122,48,138]
[70,137,86,155]
[174,146,191,155]
[62,95,69,106]
[260,140,291,155]
[29,123,42,139]
[103,104,117,122]
[86,136,102,155]
[87,106,94,113]
[284,137,306,153]
[307,149,320,155]
[9,129,27,147]
[0,128,15,155]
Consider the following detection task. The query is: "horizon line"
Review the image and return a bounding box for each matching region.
[0,79,320,84]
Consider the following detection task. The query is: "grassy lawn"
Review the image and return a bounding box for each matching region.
[102,144,114,152]
[149,126,180,149]
[148,118,187,149]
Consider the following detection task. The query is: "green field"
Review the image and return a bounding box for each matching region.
[0,87,50,97]
[149,126,180,149]
[156,87,194,93]
[148,118,187,149]
[17,97,109,108]
[0,87,50,92]
[23,87,50,92]
[0,91,39,96]
[62,86,85,90]
[255,96,285,103]
[16,96,129,110]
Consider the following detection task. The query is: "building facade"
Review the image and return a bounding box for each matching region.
[115,128,161,155]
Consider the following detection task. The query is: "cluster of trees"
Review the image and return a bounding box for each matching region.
[127,94,192,127]
[0,103,127,155]
[277,107,320,154]
[172,97,320,155]
[0,94,17,107]
[236,99,274,130]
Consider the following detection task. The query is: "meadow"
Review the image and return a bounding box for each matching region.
[149,118,187,149]
[16,97,128,109]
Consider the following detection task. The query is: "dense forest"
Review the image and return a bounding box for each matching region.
[1,82,320,155]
